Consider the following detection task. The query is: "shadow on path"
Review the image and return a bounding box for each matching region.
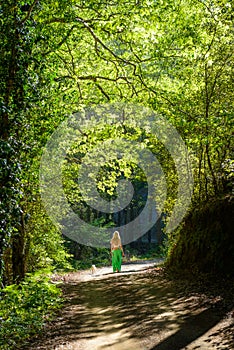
[21,267,233,350]
[150,300,227,350]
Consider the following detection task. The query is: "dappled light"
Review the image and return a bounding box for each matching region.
[1,0,233,349]
[21,265,233,349]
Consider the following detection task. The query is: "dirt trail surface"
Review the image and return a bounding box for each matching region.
[21,260,234,350]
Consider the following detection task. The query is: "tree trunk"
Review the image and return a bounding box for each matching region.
[0,2,32,284]
[12,213,26,283]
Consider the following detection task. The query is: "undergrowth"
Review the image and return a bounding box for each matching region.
[0,269,62,350]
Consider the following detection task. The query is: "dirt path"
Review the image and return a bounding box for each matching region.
[21,261,234,350]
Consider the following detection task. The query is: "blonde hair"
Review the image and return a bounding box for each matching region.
[111,231,121,245]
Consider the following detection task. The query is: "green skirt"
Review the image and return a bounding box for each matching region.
[112,248,122,272]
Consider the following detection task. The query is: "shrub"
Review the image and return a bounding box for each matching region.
[0,270,62,349]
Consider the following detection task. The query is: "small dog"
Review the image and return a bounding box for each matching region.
[90,264,97,274]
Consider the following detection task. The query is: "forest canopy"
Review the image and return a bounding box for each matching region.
[0,0,233,285]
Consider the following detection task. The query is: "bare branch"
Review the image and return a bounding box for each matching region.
[77,75,119,82]
[77,81,83,99]
[65,42,76,74]
[76,17,138,69]
[54,76,75,82]
[56,25,78,51]
[20,0,39,25]
[95,83,110,100]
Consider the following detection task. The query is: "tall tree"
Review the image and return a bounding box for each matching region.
[0,1,38,283]
[0,0,233,283]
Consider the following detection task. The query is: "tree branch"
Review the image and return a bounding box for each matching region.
[95,83,110,100]
[20,0,39,25]
[75,16,138,69]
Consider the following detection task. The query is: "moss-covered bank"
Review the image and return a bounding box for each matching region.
[166,196,234,277]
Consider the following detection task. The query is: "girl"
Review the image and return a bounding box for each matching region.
[110,231,124,273]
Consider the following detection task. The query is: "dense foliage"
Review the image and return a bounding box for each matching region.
[0,270,62,350]
[0,0,233,346]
